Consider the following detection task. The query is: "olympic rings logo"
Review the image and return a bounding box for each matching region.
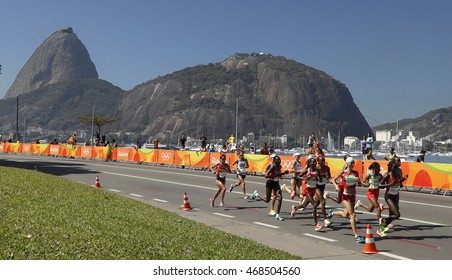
[161,152,171,161]
[280,160,292,170]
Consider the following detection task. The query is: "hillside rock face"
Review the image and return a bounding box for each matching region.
[120,53,371,141]
[4,27,98,99]
[374,107,452,141]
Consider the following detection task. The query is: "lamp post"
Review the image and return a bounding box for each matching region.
[235,98,238,143]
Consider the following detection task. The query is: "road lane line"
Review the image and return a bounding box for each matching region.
[378,252,412,260]
[108,189,122,193]
[253,222,280,229]
[130,193,143,198]
[303,233,337,242]
[153,199,168,203]
[213,213,235,218]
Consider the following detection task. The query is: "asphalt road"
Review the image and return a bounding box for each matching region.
[2,154,451,260]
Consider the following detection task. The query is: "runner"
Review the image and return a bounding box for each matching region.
[316,156,332,227]
[280,153,303,200]
[265,154,278,215]
[209,154,231,207]
[378,157,408,236]
[355,162,385,235]
[251,155,288,221]
[291,157,323,230]
[229,152,250,199]
[327,157,366,243]
[323,154,350,204]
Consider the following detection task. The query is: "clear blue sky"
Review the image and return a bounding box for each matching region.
[1,0,451,127]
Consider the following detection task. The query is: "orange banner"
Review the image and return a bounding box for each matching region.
[174,150,209,168]
[116,147,131,162]
[157,150,175,165]
[49,144,60,156]
[21,143,33,154]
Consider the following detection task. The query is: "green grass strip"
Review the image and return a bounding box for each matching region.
[0,166,300,260]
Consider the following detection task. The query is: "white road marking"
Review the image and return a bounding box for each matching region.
[153,199,168,203]
[129,193,143,198]
[253,222,280,229]
[303,233,337,242]
[108,189,122,193]
[378,252,412,260]
[213,213,235,218]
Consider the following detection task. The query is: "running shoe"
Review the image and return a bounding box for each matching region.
[219,202,225,207]
[327,209,333,219]
[290,191,296,200]
[269,209,276,216]
[379,222,386,233]
[314,223,323,231]
[210,198,214,207]
[244,195,249,200]
[291,205,297,218]
[354,199,362,210]
[376,228,388,237]
[251,190,258,200]
[323,191,329,199]
[387,223,394,228]
[355,235,365,243]
[379,203,385,211]
[275,214,284,221]
[281,184,287,192]
[229,184,234,192]
[324,219,332,227]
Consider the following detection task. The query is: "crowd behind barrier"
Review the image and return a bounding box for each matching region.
[1,142,451,193]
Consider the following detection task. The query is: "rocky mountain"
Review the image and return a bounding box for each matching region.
[0,79,125,135]
[373,106,452,141]
[1,28,374,144]
[4,27,98,99]
[119,53,371,141]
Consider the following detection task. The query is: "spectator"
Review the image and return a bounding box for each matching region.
[179,134,187,150]
[417,150,426,162]
[200,134,207,151]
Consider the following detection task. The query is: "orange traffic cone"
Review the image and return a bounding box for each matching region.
[181,192,192,211]
[94,175,101,188]
[362,224,378,254]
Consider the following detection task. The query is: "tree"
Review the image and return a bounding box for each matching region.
[78,116,121,137]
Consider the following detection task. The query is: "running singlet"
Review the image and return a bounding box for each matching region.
[368,173,381,190]
[305,168,319,188]
[386,177,401,195]
[216,164,228,180]
[293,160,302,172]
[317,166,329,185]
[340,170,360,195]
[236,159,247,175]
[267,166,283,182]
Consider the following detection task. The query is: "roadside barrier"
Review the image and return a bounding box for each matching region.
[0,142,450,193]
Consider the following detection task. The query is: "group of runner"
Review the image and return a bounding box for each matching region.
[209,147,408,244]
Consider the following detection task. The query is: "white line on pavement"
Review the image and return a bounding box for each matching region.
[129,193,143,198]
[108,189,122,193]
[153,199,168,203]
[253,222,280,229]
[213,213,235,218]
[303,233,337,242]
[378,252,412,260]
